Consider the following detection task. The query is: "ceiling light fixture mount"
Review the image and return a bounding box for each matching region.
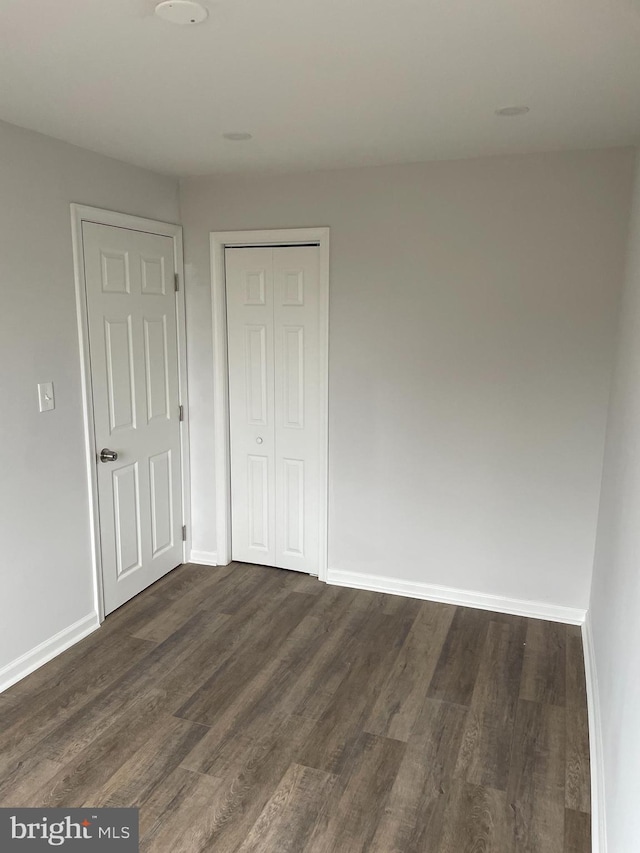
[154,1,208,25]
[495,105,530,117]
[223,132,253,141]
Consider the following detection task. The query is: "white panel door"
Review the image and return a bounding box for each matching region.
[82,222,183,614]
[273,247,320,572]
[226,245,320,573]
[226,248,276,566]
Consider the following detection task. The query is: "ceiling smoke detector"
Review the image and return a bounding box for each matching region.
[155,1,208,25]
[495,105,530,117]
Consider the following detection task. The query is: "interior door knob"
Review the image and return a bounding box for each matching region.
[256,437,263,445]
[100,448,118,463]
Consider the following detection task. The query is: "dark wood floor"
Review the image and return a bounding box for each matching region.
[0,563,590,852]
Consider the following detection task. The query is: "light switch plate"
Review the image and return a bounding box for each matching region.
[38,382,55,412]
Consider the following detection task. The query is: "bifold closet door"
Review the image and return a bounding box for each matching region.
[226,245,320,573]
[226,247,277,567]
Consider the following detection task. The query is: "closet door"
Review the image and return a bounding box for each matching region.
[226,247,276,566]
[226,245,320,573]
[273,246,320,573]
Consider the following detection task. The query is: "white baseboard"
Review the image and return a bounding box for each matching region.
[189,550,218,567]
[0,611,100,695]
[326,569,586,625]
[582,613,606,853]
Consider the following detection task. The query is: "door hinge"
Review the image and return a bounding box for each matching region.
[182,524,187,542]
[174,273,179,292]
[179,404,184,421]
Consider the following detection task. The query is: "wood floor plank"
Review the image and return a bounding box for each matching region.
[181,713,314,792]
[565,707,590,813]
[565,625,587,710]
[131,565,236,643]
[519,620,566,706]
[89,716,210,808]
[143,561,224,598]
[0,632,157,788]
[157,574,316,709]
[224,583,361,728]
[101,563,227,640]
[303,732,406,853]
[344,588,422,619]
[564,808,591,853]
[176,586,362,775]
[99,589,171,641]
[365,599,455,742]
[174,591,318,726]
[380,594,423,618]
[208,564,309,615]
[427,607,492,705]
[0,759,64,807]
[182,715,318,851]
[113,564,270,643]
[29,690,171,808]
[508,700,566,797]
[285,604,380,722]
[181,604,396,777]
[435,780,516,853]
[454,617,527,790]
[288,573,325,595]
[236,763,335,853]
[346,588,397,613]
[140,768,225,853]
[32,611,229,767]
[507,699,566,853]
[154,584,312,716]
[368,699,469,853]
[296,609,415,774]
[0,609,230,803]
[0,630,155,735]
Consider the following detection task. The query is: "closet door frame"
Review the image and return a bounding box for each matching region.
[210,228,330,580]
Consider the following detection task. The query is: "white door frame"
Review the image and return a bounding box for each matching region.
[210,228,330,581]
[71,204,191,623]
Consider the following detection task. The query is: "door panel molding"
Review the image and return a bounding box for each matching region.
[211,228,330,580]
[71,204,191,623]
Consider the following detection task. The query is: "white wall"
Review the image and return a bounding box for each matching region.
[589,150,640,853]
[0,119,179,679]
[180,148,633,612]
